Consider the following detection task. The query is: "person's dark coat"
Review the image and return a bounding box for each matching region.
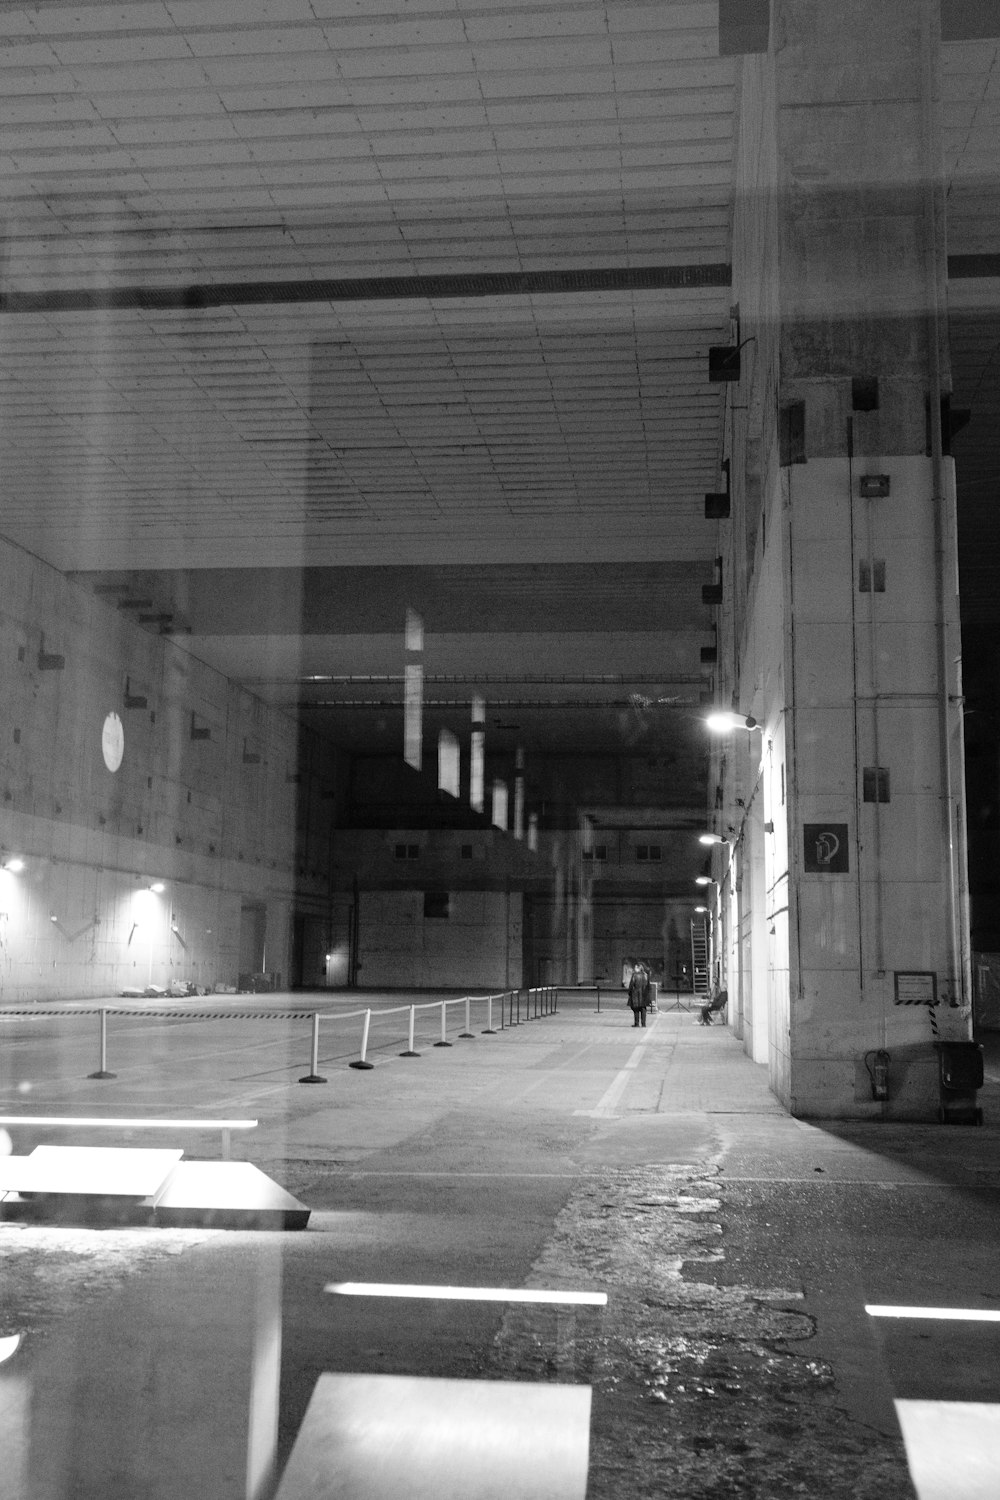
[628,969,649,1012]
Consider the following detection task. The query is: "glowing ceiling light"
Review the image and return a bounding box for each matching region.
[0,1114,257,1130]
[866,1305,1000,1322]
[326,1282,607,1307]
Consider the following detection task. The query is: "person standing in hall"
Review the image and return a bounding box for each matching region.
[628,961,650,1027]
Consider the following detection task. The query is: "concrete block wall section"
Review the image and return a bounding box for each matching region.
[356,888,523,990]
[0,533,318,1001]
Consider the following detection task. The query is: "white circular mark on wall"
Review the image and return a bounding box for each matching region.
[102,711,125,772]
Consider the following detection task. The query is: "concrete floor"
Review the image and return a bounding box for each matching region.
[1,990,998,1498]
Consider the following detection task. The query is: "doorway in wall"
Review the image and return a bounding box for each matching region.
[291,912,331,989]
[238,902,266,990]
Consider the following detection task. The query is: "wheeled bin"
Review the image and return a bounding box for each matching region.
[935,1040,984,1125]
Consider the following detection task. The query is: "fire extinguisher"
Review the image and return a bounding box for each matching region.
[864,1049,890,1101]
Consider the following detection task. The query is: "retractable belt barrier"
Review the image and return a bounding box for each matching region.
[0,988,560,1084]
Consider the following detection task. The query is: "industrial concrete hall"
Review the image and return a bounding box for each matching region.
[2,2,1000,1497]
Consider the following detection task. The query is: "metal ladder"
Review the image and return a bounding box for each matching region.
[690,918,710,996]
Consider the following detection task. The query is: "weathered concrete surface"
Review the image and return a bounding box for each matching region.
[1,1000,997,1497]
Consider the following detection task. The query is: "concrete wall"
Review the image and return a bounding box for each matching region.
[783,455,969,1117]
[0,534,324,1001]
[357,888,522,990]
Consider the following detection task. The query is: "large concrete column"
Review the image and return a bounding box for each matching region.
[718,0,971,1117]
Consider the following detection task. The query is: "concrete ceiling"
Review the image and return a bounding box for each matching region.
[0,1,997,767]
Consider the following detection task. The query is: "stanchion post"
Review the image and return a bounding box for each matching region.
[350,1008,375,1069]
[595,984,601,1014]
[482,993,497,1035]
[459,995,474,1039]
[401,1004,420,1057]
[299,1012,328,1084]
[87,1007,117,1080]
[434,999,452,1047]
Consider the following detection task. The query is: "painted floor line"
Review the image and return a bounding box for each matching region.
[573,1021,657,1117]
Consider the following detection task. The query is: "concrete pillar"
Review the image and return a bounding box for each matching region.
[718,0,971,1117]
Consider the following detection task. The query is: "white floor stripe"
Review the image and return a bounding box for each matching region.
[573,1019,656,1117]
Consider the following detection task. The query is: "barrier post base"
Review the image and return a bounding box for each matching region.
[86,1070,117,1080]
[458,1031,474,1039]
[400,1049,421,1058]
[298,1073,328,1084]
[349,1060,374,1071]
[433,1041,453,1048]
[481,1027,498,1035]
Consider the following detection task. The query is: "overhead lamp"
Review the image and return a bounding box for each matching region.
[705,711,760,733]
[694,905,708,914]
[1,857,24,873]
[708,345,742,383]
[149,881,165,894]
[708,336,756,384]
[698,833,727,846]
[695,875,714,886]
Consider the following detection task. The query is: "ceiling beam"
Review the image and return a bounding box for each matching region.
[0,264,732,315]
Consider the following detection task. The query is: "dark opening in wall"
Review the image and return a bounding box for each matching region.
[858,559,887,592]
[852,376,880,412]
[863,767,891,803]
[779,402,806,466]
[424,891,451,919]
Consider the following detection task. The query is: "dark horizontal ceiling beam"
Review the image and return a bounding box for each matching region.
[6,257,993,313]
[301,699,700,709]
[0,264,732,315]
[281,673,709,687]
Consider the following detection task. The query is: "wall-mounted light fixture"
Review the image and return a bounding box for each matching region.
[149,882,165,894]
[694,905,708,914]
[705,711,761,734]
[1,856,24,873]
[695,875,716,886]
[698,833,728,846]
